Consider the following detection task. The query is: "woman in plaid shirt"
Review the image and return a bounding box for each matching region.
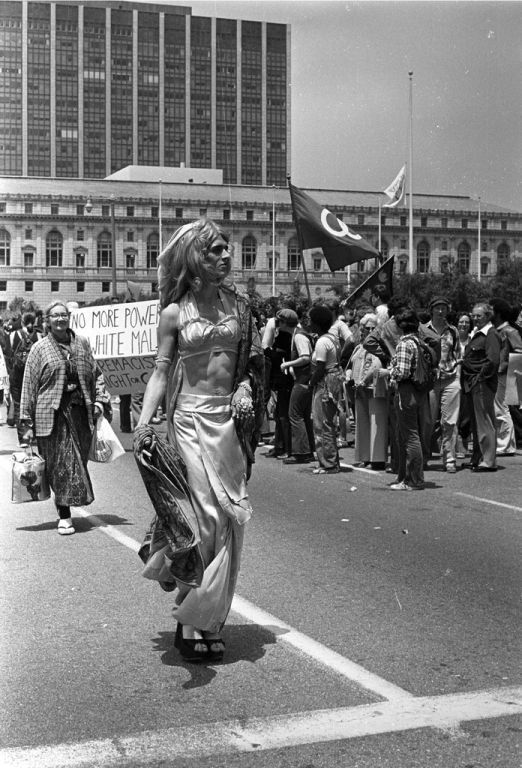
[20,301,112,535]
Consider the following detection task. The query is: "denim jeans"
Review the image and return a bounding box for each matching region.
[289,382,314,456]
[395,381,425,487]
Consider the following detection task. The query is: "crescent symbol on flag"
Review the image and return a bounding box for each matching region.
[320,208,362,240]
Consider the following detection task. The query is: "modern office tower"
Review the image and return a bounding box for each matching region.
[0,0,291,185]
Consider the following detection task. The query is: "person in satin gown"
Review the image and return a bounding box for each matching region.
[134,219,264,662]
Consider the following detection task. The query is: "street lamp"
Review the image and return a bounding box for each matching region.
[85,195,118,298]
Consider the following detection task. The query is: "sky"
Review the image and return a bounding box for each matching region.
[141,0,522,212]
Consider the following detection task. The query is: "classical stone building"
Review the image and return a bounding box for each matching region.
[0,174,520,311]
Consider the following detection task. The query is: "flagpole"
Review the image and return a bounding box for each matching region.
[408,71,414,274]
[287,176,312,303]
[159,179,163,250]
[378,197,382,268]
[272,185,276,296]
[477,196,481,282]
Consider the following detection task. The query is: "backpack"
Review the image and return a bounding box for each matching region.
[408,336,438,391]
[9,330,34,387]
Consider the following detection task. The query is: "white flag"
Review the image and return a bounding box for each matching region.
[383,165,406,208]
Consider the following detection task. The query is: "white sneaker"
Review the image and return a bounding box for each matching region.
[57,518,75,535]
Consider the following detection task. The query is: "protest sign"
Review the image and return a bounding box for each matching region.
[0,346,9,390]
[505,353,522,406]
[69,301,161,359]
[69,301,161,394]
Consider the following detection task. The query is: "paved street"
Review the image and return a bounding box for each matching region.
[0,414,521,768]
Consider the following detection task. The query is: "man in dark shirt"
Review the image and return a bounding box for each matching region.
[461,302,501,471]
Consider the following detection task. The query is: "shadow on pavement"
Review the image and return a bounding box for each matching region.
[16,513,133,533]
[151,623,277,689]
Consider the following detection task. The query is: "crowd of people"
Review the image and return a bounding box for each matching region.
[260,289,522,490]
[1,218,521,664]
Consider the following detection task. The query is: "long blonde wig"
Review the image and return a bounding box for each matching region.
[157,219,231,309]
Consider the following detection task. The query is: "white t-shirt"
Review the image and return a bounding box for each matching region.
[312,333,338,370]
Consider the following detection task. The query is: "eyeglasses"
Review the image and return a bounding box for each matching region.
[48,313,69,319]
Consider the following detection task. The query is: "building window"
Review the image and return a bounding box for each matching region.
[102,205,110,218]
[461,218,468,229]
[287,237,301,271]
[97,232,112,268]
[77,229,84,241]
[400,216,407,227]
[23,251,34,268]
[497,243,510,267]
[313,256,322,271]
[482,241,488,252]
[25,228,33,240]
[151,206,158,218]
[480,259,489,277]
[241,235,257,269]
[223,208,230,220]
[380,239,389,259]
[126,252,135,269]
[25,203,33,215]
[76,204,85,216]
[357,260,366,273]
[380,216,386,227]
[440,257,449,273]
[0,204,5,213]
[421,216,427,227]
[400,238,407,249]
[246,210,254,221]
[46,231,63,267]
[199,208,207,218]
[398,256,408,274]
[441,217,448,228]
[127,206,135,217]
[76,252,85,268]
[101,281,110,293]
[441,239,448,251]
[147,233,159,270]
[357,214,365,226]
[51,204,59,215]
[501,219,507,230]
[175,208,183,219]
[51,281,59,292]
[77,281,85,292]
[25,281,34,292]
[482,219,488,230]
[127,230,134,242]
[0,281,6,291]
[457,242,470,273]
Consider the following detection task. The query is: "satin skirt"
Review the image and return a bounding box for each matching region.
[170,392,251,633]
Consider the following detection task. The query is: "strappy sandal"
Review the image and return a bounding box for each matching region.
[203,633,225,661]
[174,624,210,663]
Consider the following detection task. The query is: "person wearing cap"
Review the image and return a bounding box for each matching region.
[263,308,297,458]
[424,296,461,473]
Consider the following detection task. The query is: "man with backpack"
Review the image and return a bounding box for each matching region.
[424,297,461,473]
[7,311,42,444]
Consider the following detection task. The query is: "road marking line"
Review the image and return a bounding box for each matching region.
[75,508,141,552]
[1,687,521,768]
[75,507,410,701]
[455,492,522,513]
[340,461,379,475]
[231,595,412,701]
